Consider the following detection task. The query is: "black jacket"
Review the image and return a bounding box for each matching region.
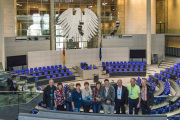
[140,85,154,107]
[43,85,56,107]
[114,85,128,105]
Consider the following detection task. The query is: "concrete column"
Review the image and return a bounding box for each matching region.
[97,0,101,47]
[50,0,55,50]
[147,0,151,65]
[0,0,5,70]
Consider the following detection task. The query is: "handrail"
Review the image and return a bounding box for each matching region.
[0,91,43,93]
[158,55,164,67]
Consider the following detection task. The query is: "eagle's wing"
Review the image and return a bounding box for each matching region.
[57,8,74,39]
[82,8,98,41]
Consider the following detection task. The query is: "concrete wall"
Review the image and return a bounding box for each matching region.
[102,34,165,58]
[27,47,129,68]
[5,37,50,57]
[125,0,156,34]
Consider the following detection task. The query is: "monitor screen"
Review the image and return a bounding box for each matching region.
[7,55,27,68]
[130,50,146,58]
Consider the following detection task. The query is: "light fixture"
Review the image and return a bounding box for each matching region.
[59,0,74,3]
[16,3,22,6]
[102,3,107,5]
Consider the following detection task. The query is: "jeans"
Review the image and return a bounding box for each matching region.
[129,98,139,114]
[103,104,114,114]
[47,106,55,110]
[93,102,101,113]
[74,108,81,112]
[66,101,72,111]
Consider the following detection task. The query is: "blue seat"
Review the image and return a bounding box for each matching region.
[11,71,15,74]
[135,66,139,68]
[113,69,117,73]
[160,71,163,75]
[177,73,180,77]
[43,67,46,70]
[164,73,167,77]
[113,62,116,65]
[33,74,36,76]
[38,73,42,76]
[124,69,127,71]
[115,66,119,69]
[134,69,138,71]
[130,66,133,68]
[50,71,53,74]
[106,62,109,66]
[59,65,62,68]
[167,74,170,79]
[120,66,123,69]
[64,66,66,69]
[151,110,156,114]
[170,67,174,70]
[55,70,59,73]
[109,69,112,73]
[30,70,34,73]
[94,67,97,69]
[34,67,38,71]
[165,69,168,72]
[69,72,73,76]
[174,116,180,120]
[47,66,50,70]
[30,68,33,71]
[140,65,144,68]
[61,70,64,73]
[47,76,50,79]
[64,73,67,76]
[173,71,176,75]
[35,70,38,73]
[16,70,20,73]
[83,68,86,70]
[117,62,120,65]
[52,75,56,78]
[118,69,122,72]
[44,72,48,75]
[169,70,172,73]
[38,67,42,70]
[102,62,105,66]
[25,71,29,74]
[129,69,133,71]
[66,69,69,72]
[140,69,143,72]
[58,74,62,77]
[105,66,109,70]
[156,109,163,114]
[169,105,175,112]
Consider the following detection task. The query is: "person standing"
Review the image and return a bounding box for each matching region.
[43,79,56,110]
[82,82,93,113]
[7,75,18,91]
[72,83,82,112]
[54,82,65,111]
[140,78,154,115]
[114,79,128,114]
[92,81,102,113]
[127,78,141,114]
[65,83,75,111]
[102,79,115,114]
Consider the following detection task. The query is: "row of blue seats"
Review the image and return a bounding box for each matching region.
[32,71,73,77]
[105,65,145,70]
[12,65,66,74]
[168,116,180,120]
[102,61,146,66]
[154,73,169,81]
[151,104,175,114]
[154,81,171,103]
[107,68,145,73]
[164,69,180,78]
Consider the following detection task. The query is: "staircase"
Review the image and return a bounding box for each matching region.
[159,61,175,69]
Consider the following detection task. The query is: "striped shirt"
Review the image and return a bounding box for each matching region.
[141,86,147,101]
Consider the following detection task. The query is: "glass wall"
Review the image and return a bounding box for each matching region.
[16,0,50,36]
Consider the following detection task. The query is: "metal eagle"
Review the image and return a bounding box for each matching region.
[57,8,98,41]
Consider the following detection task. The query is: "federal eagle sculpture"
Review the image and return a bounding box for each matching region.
[57,8,98,41]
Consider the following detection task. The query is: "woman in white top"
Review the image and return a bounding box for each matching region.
[82,82,92,113]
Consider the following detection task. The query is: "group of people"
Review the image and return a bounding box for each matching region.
[43,78,154,114]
